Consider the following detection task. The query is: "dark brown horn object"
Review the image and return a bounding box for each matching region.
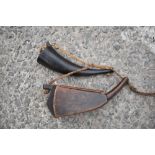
[43,77,128,117]
[37,42,113,76]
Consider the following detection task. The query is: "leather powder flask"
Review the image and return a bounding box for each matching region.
[43,67,128,118]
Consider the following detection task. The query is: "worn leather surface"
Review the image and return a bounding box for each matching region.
[51,85,107,117]
[46,77,128,117]
[47,85,56,116]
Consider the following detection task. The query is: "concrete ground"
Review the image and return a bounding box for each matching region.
[0,26,155,128]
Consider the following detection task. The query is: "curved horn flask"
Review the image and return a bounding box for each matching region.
[37,42,113,76]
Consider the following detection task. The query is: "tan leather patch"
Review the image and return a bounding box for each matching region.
[53,86,107,117]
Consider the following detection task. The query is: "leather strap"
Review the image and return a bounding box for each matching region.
[41,42,155,97]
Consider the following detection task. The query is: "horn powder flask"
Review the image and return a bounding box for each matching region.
[37,42,155,118]
[37,42,113,76]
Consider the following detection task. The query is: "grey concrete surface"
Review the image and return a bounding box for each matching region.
[0,26,155,129]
